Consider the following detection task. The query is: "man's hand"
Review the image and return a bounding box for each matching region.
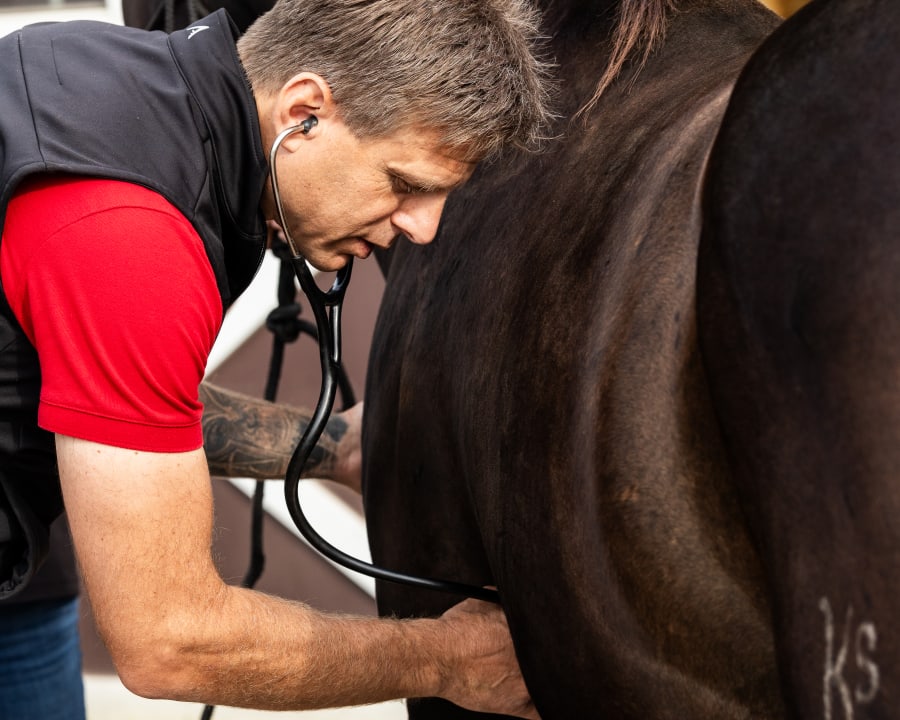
[200,381,362,491]
[434,598,540,719]
[321,400,362,491]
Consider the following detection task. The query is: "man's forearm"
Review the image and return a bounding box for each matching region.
[184,589,533,715]
[199,381,350,481]
[120,578,532,716]
[167,587,444,710]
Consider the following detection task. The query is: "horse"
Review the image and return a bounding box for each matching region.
[362,0,899,717]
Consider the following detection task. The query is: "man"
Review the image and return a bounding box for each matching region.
[0,0,551,717]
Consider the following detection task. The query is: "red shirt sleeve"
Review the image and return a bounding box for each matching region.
[0,176,223,452]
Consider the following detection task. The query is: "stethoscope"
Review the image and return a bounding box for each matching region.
[268,120,501,605]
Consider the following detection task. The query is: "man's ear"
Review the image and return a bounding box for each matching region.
[273,72,336,146]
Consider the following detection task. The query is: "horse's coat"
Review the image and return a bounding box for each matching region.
[362,0,802,717]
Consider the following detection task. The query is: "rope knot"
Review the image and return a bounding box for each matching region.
[265,303,304,343]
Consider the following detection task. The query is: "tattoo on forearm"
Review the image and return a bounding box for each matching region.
[200,382,349,480]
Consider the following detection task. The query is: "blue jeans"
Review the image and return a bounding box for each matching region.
[0,597,86,720]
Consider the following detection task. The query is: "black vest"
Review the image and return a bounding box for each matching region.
[0,10,268,598]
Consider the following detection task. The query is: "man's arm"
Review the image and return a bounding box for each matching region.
[200,381,362,492]
[56,435,537,717]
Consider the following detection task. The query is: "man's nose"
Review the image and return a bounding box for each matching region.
[391,194,447,246]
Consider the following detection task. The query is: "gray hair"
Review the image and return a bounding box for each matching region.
[237,0,553,161]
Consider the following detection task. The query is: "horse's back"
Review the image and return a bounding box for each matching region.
[364,1,782,717]
[699,0,900,716]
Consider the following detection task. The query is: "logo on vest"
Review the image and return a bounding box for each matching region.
[187,26,210,39]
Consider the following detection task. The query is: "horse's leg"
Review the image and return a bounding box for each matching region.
[699,1,900,716]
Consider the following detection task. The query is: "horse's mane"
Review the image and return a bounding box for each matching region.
[578,0,674,116]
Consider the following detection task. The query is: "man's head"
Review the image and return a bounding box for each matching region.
[239,0,552,270]
[238,0,552,162]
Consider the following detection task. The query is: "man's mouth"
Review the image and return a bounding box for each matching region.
[345,233,404,260]
[350,237,374,259]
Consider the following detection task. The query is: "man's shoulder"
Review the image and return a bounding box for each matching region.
[4,175,195,253]
[11,176,180,224]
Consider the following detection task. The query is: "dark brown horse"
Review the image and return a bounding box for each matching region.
[363,0,898,718]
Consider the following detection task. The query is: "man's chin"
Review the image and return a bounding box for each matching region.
[305,254,353,274]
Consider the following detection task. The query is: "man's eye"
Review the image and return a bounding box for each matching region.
[392,176,415,194]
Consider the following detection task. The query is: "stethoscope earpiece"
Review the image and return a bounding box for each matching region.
[300,115,318,134]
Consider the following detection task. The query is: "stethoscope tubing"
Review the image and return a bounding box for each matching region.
[269,126,501,605]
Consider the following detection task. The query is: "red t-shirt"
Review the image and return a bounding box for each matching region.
[0,176,223,452]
